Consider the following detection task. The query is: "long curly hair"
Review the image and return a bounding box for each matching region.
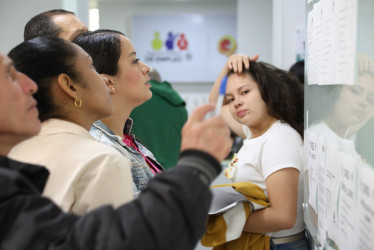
[228,61,304,137]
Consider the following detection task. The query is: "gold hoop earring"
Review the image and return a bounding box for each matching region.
[74,99,82,108]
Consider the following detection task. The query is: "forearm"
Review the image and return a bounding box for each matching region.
[69,150,222,250]
[209,65,229,104]
[243,170,299,234]
[243,206,296,234]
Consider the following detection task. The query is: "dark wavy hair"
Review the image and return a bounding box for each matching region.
[228,61,304,137]
[8,37,80,122]
[73,29,125,76]
[24,9,75,41]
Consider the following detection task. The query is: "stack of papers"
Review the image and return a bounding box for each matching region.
[209,186,251,214]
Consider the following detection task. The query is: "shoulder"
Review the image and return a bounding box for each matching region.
[266,122,303,145]
[260,122,303,162]
[87,141,129,163]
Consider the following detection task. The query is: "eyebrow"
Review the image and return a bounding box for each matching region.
[226,85,250,96]
[128,51,136,57]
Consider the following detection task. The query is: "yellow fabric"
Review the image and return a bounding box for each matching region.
[201,182,271,250]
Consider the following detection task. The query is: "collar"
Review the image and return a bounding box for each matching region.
[0,155,49,193]
[93,120,130,146]
[93,118,133,135]
[40,119,93,140]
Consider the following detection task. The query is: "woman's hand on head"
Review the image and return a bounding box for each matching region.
[226,54,259,73]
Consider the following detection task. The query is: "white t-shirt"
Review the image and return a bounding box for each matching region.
[227,120,305,237]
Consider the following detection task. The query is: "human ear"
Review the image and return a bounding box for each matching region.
[56,73,80,100]
[101,74,117,94]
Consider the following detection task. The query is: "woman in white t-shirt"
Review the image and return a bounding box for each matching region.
[209,54,308,249]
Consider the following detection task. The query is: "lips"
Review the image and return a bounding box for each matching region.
[237,110,247,118]
[28,99,37,111]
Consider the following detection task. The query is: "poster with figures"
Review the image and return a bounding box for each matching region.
[132,14,237,82]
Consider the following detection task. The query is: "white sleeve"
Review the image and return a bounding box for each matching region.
[261,131,303,180]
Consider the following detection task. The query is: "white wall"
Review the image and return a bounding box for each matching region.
[237,0,273,63]
[272,0,306,70]
[63,0,90,24]
[0,0,61,54]
[0,0,89,54]
[237,0,306,70]
[98,1,236,40]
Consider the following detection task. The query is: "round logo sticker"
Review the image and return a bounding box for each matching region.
[218,35,237,56]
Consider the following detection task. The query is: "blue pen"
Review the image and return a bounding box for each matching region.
[214,75,228,115]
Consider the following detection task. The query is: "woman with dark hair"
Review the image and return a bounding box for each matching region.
[73,30,163,196]
[209,54,308,249]
[8,37,134,215]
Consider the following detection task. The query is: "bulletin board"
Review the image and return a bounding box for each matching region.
[304,0,374,249]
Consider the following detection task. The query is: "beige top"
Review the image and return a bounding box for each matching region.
[9,119,133,215]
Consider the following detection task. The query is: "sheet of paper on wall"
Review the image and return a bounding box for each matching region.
[316,136,327,248]
[323,140,340,248]
[319,0,335,85]
[306,0,358,85]
[307,9,317,85]
[337,152,358,250]
[307,131,318,212]
[357,165,374,249]
[334,0,357,85]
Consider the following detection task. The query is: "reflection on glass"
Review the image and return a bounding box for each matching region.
[304,0,374,248]
[308,63,374,165]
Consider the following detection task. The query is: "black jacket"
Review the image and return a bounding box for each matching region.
[0,150,221,250]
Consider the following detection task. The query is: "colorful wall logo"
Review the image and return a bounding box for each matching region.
[218,35,237,56]
[152,31,189,51]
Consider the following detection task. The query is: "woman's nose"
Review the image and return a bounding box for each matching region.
[233,98,243,108]
[142,64,151,74]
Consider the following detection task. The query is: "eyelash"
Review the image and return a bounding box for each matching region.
[226,97,234,104]
[134,58,140,64]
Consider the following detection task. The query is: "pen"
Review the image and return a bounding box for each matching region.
[214,75,228,115]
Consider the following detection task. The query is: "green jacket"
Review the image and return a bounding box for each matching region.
[131,80,188,170]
